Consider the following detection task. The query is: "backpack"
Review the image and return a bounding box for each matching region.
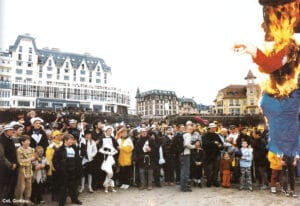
[172,132,185,155]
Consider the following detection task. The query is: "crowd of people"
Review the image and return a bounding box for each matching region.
[0,110,299,206]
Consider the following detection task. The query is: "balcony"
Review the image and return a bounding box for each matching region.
[0,81,11,89]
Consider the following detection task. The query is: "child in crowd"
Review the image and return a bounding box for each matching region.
[31,146,49,204]
[281,154,299,197]
[220,152,232,188]
[267,151,283,194]
[190,140,204,187]
[239,140,253,191]
[15,135,36,205]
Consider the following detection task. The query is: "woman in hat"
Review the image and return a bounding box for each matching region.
[26,117,49,153]
[117,127,134,189]
[99,126,119,193]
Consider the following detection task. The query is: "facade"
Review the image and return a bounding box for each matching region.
[135,89,201,119]
[214,70,261,115]
[178,98,199,115]
[0,34,130,113]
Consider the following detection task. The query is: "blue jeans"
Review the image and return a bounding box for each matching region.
[180,154,190,191]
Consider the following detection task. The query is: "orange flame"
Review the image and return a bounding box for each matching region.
[262,2,300,98]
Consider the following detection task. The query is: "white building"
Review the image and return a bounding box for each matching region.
[0,34,130,113]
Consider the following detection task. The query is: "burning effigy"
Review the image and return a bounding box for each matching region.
[234,0,300,160]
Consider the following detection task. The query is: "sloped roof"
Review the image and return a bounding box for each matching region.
[9,35,111,72]
[179,98,197,106]
[245,70,256,80]
[220,85,247,98]
[138,89,177,98]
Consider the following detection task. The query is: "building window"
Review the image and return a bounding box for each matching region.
[64,69,69,73]
[15,77,22,81]
[26,78,32,82]
[57,67,60,74]
[250,99,254,105]
[66,62,69,68]
[80,77,85,82]
[16,69,23,74]
[39,66,43,72]
[47,74,52,79]
[26,70,33,75]
[19,46,22,52]
[96,72,101,77]
[29,47,32,53]
[47,67,53,72]
[18,101,30,107]
[64,76,69,81]
[17,61,22,66]
[48,60,52,66]
[96,79,101,84]
[27,63,32,67]
[97,66,100,71]
[18,54,22,60]
[39,73,42,78]
[81,64,84,69]
[80,70,85,75]
[28,55,32,62]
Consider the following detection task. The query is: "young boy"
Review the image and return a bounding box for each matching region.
[31,146,49,204]
[53,134,82,206]
[239,140,253,191]
[190,140,204,187]
[268,151,283,194]
[220,152,232,188]
[15,135,36,204]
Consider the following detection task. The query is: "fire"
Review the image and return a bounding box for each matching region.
[262,2,300,98]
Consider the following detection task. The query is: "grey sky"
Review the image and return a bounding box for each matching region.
[1,0,265,106]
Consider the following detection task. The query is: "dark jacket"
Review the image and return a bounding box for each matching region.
[251,137,268,166]
[27,128,49,152]
[52,144,81,178]
[67,128,81,142]
[162,135,174,159]
[191,148,204,166]
[202,132,223,162]
[235,133,251,148]
[0,133,17,184]
[135,136,156,168]
[220,159,232,172]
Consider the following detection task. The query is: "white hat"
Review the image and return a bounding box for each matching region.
[69,119,77,124]
[186,120,193,126]
[208,123,217,128]
[3,124,15,131]
[104,125,113,132]
[30,117,44,125]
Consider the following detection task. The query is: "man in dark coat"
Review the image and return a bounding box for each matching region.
[251,130,269,189]
[53,134,82,206]
[135,128,156,190]
[0,125,18,205]
[202,123,224,187]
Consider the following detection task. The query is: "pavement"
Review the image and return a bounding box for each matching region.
[43,183,300,206]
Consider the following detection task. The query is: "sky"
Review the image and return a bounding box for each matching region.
[0,0,266,106]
